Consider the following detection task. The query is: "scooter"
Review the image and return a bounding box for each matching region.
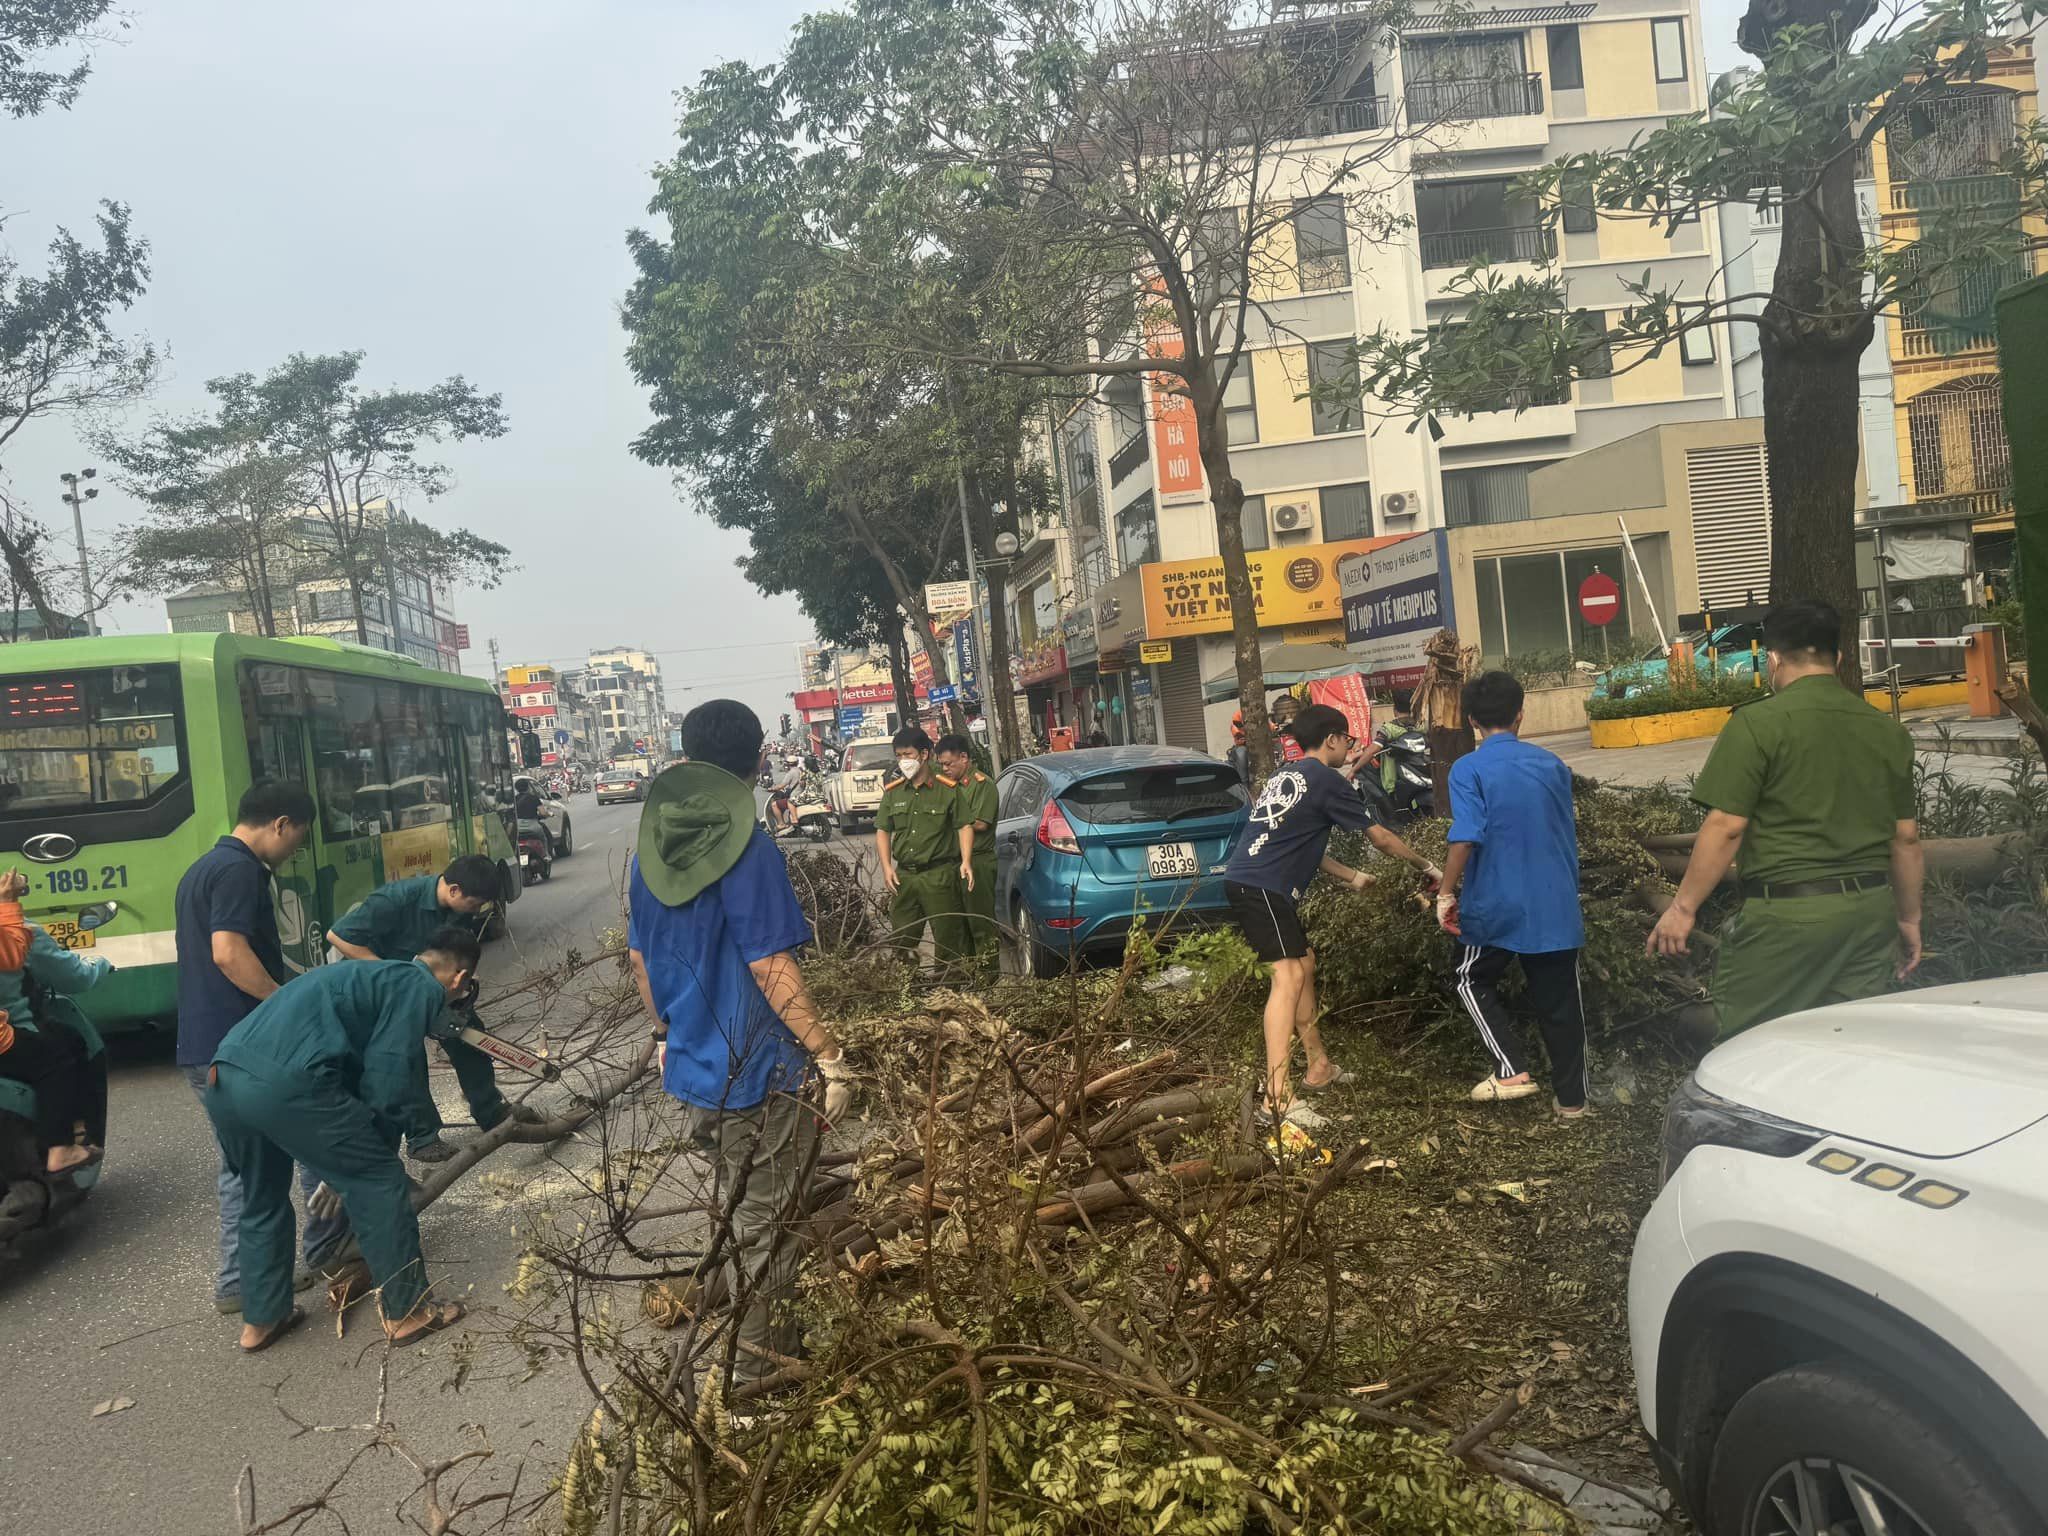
[517,819,553,884]
[788,771,834,843]
[1355,732,1435,827]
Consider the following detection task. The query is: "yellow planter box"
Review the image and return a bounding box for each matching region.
[1587,706,1734,748]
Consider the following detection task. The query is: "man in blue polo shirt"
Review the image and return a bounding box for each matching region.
[1436,671,1588,1116]
[627,699,851,1408]
[174,780,347,1312]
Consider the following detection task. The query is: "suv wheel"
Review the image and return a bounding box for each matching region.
[1707,1361,2038,1536]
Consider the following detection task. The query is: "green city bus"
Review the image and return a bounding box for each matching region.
[0,632,524,1035]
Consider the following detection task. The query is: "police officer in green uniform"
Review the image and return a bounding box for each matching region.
[1649,599,1924,1038]
[874,727,975,963]
[202,934,478,1351]
[936,733,999,960]
[327,853,542,1161]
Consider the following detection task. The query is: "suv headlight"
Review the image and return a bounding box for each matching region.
[1659,1074,1825,1188]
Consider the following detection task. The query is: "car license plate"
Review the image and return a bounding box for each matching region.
[519,855,531,867]
[45,920,93,951]
[1146,842,1200,880]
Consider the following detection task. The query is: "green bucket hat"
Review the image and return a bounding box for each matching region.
[635,761,759,907]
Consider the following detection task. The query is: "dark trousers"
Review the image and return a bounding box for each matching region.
[203,1061,429,1328]
[0,1022,104,1152]
[1454,945,1589,1109]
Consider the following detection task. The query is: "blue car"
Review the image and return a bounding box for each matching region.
[994,746,1250,977]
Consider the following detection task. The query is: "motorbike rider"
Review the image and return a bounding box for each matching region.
[1366,689,1423,796]
[767,755,800,835]
[0,871,106,1174]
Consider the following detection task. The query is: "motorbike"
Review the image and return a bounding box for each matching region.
[1354,730,1435,827]
[517,819,553,884]
[0,969,111,1255]
[787,770,834,842]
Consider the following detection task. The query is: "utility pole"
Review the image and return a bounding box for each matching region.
[58,469,99,636]
[488,637,502,689]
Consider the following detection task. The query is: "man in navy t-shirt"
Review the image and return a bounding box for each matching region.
[174,780,348,1311]
[1223,703,1440,1131]
[1436,671,1588,1115]
[627,700,853,1409]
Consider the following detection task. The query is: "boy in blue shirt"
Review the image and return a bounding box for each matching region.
[1436,671,1588,1115]
[627,700,852,1405]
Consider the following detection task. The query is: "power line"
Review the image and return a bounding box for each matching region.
[469,637,812,670]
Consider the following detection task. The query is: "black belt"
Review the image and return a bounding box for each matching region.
[900,856,956,873]
[1739,872,1889,900]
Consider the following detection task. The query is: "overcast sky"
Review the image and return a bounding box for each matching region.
[2,0,1749,732]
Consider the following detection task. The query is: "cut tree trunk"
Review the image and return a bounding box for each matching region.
[1199,419,1272,778]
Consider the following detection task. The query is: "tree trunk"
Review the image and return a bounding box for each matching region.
[974,464,1023,766]
[836,486,968,737]
[1190,361,1273,778]
[1749,0,1878,687]
[884,623,915,728]
[1417,629,1473,809]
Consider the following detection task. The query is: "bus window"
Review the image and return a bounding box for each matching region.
[0,664,187,815]
[306,673,389,840]
[376,682,453,828]
[243,664,312,790]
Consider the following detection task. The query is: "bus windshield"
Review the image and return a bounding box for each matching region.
[0,664,186,816]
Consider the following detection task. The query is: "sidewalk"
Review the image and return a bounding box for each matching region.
[1539,706,2030,791]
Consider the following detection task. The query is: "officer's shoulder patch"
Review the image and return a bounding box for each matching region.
[935,773,959,787]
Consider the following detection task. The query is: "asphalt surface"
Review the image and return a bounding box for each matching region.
[0,793,650,1536]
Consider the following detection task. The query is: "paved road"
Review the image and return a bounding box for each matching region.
[0,793,648,1536]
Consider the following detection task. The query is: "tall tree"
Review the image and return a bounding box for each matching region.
[1351,0,2046,682]
[1,0,119,118]
[250,352,512,644]
[0,201,154,629]
[782,0,1462,774]
[100,373,309,636]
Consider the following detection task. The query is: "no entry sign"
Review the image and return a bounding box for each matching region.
[1577,571,1622,628]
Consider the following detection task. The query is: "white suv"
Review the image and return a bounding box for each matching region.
[822,740,897,832]
[1630,974,2048,1536]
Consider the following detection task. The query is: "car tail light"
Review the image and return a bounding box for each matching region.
[1658,1075,1824,1188]
[1037,800,1080,854]
[1046,916,1084,930]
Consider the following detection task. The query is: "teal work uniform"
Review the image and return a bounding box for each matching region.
[1691,676,1916,1039]
[877,773,971,962]
[329,875,500,1147]
[204,960,451,1328]
[955,770,1000,958]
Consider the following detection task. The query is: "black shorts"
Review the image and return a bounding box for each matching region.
[1226,880,1310,962]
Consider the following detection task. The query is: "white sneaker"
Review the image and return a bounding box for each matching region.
[1469,1075,1542,1103]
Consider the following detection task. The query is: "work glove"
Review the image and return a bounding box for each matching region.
[308,1181,345,1222]
[1420,864,1444,894]
[816,1051,855,1125]
[1435,893,1461,937]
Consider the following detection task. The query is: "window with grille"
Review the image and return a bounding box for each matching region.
[1307,341,1361,435]
[1907,375,2010,497]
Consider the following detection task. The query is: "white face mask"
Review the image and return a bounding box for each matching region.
[898,756,922,779]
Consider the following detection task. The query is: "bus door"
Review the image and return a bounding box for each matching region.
[242,662,331,977]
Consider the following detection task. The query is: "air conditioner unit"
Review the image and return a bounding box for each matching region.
[1268,500,1313,537]
[1379,489,1423,522]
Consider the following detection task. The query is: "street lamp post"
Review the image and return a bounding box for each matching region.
[58,468,99,636]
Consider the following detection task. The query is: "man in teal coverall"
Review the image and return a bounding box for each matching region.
[201,930,479,1352]
[327,853,541,1162]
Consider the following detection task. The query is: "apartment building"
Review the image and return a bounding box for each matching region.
[1020,0,1736,751]
[564,646,668,754]
[163,500,464,673]
[1875,39,2036,585]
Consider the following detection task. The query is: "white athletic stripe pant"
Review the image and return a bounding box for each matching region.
[1453,944,1589,1108]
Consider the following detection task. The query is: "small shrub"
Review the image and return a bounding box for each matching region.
[1585,673,1759,720]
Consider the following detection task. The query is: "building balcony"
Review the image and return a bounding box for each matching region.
[1405,73,1543,124]
[1431,391,1576,450]
[1304,96,1385,137]
[1420,223,1554,270]
[1886,172,2021,215]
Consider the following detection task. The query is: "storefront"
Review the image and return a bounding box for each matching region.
[1090,568,1160,745]
[1014,638,1067,745]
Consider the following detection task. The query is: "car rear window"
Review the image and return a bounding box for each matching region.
[1059,765,1247,826]
[846,743,894,771]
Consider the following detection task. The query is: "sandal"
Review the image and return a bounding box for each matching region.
[241,1305,308,1354]
[1469,1075,1542,1103]
[1300,1067,1355,1094]
[385,1301,466,1348]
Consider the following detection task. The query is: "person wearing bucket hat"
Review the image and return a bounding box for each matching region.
[627,700,852,1404]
